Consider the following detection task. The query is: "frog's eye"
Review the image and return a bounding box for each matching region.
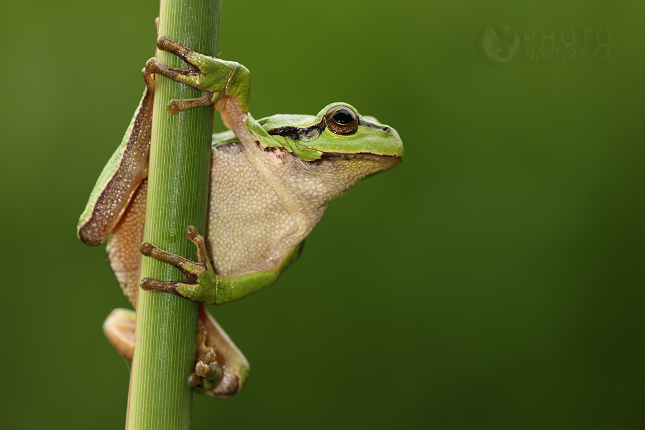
[325,106,358,135]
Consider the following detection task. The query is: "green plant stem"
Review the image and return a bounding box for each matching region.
[126,1,221,429]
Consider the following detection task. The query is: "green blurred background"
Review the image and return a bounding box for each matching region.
[1,0,643,428]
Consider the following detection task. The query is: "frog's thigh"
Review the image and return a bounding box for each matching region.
[107,179,148,307]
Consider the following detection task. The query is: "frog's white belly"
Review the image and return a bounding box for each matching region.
[206,141,325,277]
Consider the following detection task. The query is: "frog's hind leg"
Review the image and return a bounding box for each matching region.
[102,304,249,397]
[190,305,249,397]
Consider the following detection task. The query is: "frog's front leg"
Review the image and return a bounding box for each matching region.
[139,226,301,305]
[146,35,250,115]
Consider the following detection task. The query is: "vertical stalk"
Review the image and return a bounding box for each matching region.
[126,1,221,429]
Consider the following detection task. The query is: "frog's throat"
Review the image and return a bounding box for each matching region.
[221,99,312,240]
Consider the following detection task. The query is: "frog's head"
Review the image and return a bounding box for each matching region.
[259,102,403,171]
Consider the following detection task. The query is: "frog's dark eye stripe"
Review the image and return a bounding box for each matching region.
[358,119,391,133]
[268,123,325,141]
[267,105,391,141]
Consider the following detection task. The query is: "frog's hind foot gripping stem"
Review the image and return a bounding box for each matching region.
[103,303,249,397]
[187,334,223,392]
[187,355,222,391]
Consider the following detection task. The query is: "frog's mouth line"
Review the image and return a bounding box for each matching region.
[258,141,401,165]
[314,152,402,164]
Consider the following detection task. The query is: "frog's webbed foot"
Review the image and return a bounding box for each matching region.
[139,225,219,304]
[145,35,250,115]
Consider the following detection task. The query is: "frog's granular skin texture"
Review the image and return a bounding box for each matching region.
[106,103,400,306]
[107,180,147,308]
[106,131,398,306]
[208,141,298,276]
[207,137,390,277]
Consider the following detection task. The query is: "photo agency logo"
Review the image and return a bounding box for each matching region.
[481,25,611,64]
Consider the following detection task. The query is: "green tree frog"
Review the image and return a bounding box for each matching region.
[77,35,403,397]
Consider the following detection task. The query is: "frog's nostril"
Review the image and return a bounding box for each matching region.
[383,126,391,132]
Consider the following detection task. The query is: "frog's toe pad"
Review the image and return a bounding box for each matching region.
[140,278,189,297]
[187,346,222,389]
[156,35,183,54]
[196,357,222,381]
[167,94,215,115]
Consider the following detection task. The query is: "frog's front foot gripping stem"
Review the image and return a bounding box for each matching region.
[144,35,250,114]
[139,226,218,304]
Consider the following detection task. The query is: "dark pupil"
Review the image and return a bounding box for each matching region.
[332,110,353,124]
